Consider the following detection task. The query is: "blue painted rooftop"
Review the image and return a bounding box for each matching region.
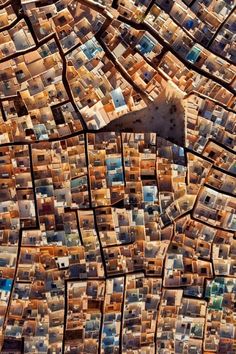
[81,38,103,60]
[186,46,201,63]
[0,279,12,292]
[138,35,155,55]
[111,88,126,111]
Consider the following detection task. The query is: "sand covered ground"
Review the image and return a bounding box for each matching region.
[103,81,186,146]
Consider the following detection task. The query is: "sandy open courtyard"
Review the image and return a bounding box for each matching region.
[103,81,186,146]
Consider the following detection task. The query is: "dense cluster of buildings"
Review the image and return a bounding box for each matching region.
[0,0,235,145]
[0,128,235,352]
[185,93,236,153]
[0,0,235,353]
[66,40,146,129]
[146,1,235,84]
[0,18,35,59]
[0,4,16,29]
